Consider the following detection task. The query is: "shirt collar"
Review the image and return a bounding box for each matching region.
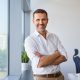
[34,30,51,38]
[34,30,40,36]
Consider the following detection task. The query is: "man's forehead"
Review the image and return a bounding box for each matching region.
[33,13,48,19]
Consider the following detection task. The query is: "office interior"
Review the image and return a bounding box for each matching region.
[0,0,80,80]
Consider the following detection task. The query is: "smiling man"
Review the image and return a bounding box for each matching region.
[24,9,67,80]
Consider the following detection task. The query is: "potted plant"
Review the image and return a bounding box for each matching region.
[21,51,29,72]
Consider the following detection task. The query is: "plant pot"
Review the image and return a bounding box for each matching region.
[21,63,29,73]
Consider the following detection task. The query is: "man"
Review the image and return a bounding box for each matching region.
[24,9,67,80]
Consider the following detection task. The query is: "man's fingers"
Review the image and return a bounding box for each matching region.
[34,52,43,57]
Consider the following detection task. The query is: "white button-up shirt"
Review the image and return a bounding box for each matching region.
[24,31,67,75]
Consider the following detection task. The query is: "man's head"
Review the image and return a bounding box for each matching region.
[33,9,48,32]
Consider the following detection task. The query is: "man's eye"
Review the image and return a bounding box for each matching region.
[36,19,40,21]
[42,19,46,21]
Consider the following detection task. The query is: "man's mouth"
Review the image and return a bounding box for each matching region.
[39,24,44,26]
[38,24,44,27]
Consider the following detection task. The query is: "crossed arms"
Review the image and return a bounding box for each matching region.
[34,51,67,68]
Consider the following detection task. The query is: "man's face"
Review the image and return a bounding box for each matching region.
[33,13,48,32]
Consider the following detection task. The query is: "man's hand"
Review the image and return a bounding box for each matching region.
[52,55,67,65]
[34,52,43,57]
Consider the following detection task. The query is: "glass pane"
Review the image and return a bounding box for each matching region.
[0,0,8,79]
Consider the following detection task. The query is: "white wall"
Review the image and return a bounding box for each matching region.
[30,0,80,80]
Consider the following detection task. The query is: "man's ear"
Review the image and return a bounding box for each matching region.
[32,19,34,23]
[47,18,49,23]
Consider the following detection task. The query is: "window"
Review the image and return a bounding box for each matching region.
[0,0,8,79]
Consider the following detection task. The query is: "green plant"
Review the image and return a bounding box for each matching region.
[21,51,29,63]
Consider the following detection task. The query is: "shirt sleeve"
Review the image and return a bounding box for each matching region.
[56,35,68,60]
[24,37,40,66]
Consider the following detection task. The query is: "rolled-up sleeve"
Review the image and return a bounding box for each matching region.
[57,36,68,60]
[24,37,40,66]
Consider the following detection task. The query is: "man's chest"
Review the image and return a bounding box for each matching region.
[33,36,58,55]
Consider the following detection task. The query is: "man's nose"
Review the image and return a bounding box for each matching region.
[39,20,43,24]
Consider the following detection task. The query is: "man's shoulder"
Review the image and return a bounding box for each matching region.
[49,32,58,38]
[25,35,32,41]
[25,36,30,41]
[25,33,36,42]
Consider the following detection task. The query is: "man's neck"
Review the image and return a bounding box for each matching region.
[38,30,47,39]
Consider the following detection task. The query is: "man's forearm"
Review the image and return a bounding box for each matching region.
[52,55,67,65]
[37,51,61,67]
